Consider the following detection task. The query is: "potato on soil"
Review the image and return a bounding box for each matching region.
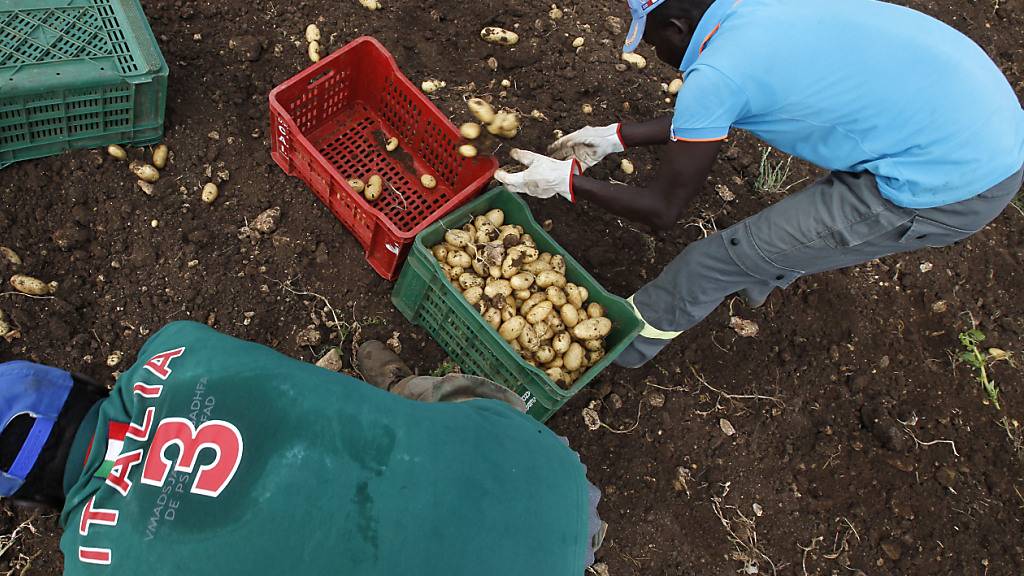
[129,161,159,182]
[364,175,383,201]
[480,27,519,46]
[152,144,169,169]
[468,98,496,124]
[359,0,381,10]
[621,52,647,69]
[421,79,446,94]
[305,24,321,43]
[668,78,683,95]
[308,41,321,62]
[201,182,220,204]
[487,111,520,138]
[0,247,21,266]
[10,274,56,296]
[106,144,127,160]
[458,144,478,158]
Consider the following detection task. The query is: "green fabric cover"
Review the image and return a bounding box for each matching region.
[60,321,588,575]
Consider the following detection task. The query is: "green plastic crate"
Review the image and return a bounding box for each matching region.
[393,187,641,421]
[0,0,168,168]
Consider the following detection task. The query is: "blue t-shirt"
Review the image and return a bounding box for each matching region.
[671,0,1024,208]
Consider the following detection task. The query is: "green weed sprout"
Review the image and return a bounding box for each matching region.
[959,328,1000,409]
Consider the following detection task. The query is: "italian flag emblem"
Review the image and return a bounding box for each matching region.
[92,422,130,479]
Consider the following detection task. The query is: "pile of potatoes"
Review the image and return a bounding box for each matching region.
[430,208,612,389]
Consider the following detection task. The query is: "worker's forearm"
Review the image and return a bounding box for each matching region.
[619,117,673,147]
[572,175,698,230]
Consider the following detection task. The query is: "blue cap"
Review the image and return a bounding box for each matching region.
[624,0,668,52]
[0,362,73,497]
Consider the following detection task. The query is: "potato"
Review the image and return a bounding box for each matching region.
[545,286,567,307]
[485,209,505,228]
[0,247,21,266]
[463,222,476,237]
[487,110,519,138]
[510,340,523,353]
[152,144,169,169]
[573,317,612,340]
[621,52,647,69]
[10,274,56,296]
[450,266,464,279]
[501,305,516,322]
[584,338,604,352]
[365,175,383,201]
[620,158,635,175]
[460,122,482,140]
[536,270,566,289]
[421,174,437,189]
[508,245,539,265]
[546,356,564,370]
[572,37,585,48]
[510,272,535,291]
[520,293,546,315]
[518,325,540,352]
[305,24,321,43]
[462,285,484,306]
[523,260,552,274]
[475,222,499,244]
[308,41,321,62]
[547,312,564,332]
[480,27,519,46]
[484,278,512,299]
[564,343,585,372]
[526,300,553,325]
[458,273,483,290]
[431,244,448,262]
[559,304,580,328]
[545,367,564,383]
[499,316,526,341]
[513,289,532,301]
[106,144,127,160]
[533,319,551,341]
[359,0,381,9]
[447,250,471,269]
[667,78,683,95]
[458,144,478,158]
[467,98,496,124]
[578,286,589,303]
[552,332,572,355]
[137,180,154,196]
[385,137,399,152]
[444,229,472,248]
[497,226,519,242]
[588,349,605,365]
[439,263,453,278]
[535,346,555,364]
[489,264,502,279]
[587,302,605,318]
[470,258,487,277]
[550,255,566,274]
[484,308,501,329]
[130,161,159,182]
[581,103,593,115]
[348,178,365,193]
[421,79,446,94]
[501,254,520,279]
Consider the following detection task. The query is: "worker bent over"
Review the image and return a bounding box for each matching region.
[497,0,1024,367]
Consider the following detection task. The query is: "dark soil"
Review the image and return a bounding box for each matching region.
[2,0,1023,574]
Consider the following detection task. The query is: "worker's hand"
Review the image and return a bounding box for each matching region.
[495,149,581,202]
[547,124,625,171]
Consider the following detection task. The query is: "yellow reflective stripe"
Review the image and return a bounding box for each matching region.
[627,295,682,340]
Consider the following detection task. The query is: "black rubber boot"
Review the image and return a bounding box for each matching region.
[355,340,413,390]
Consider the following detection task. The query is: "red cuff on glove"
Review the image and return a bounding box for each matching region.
[616,123,626,149]
[568,159,582,203]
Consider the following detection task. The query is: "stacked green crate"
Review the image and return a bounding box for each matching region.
[0,0,167,168]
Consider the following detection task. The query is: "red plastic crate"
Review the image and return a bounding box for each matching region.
[269,37,498,279]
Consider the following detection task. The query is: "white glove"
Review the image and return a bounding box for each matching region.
[495,149,581,202]
[547,124,625,171]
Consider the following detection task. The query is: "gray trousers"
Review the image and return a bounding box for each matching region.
[616,165,1024,368]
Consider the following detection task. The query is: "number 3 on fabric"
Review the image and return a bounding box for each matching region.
[140,418,244,498]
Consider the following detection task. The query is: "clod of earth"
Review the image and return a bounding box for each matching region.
[252,207,281,234]
[548,5,563,20]
[729,316,759,337]
[720,418,737,436]
[296,325,323,347]
[316,348,344,371]
[716,184,735,201]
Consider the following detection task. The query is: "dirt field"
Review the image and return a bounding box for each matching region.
[2,0,1023,574]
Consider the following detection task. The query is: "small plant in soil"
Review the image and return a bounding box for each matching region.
[754,146,795,195]
[430,358,460,377]
[958,328,1000,409]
